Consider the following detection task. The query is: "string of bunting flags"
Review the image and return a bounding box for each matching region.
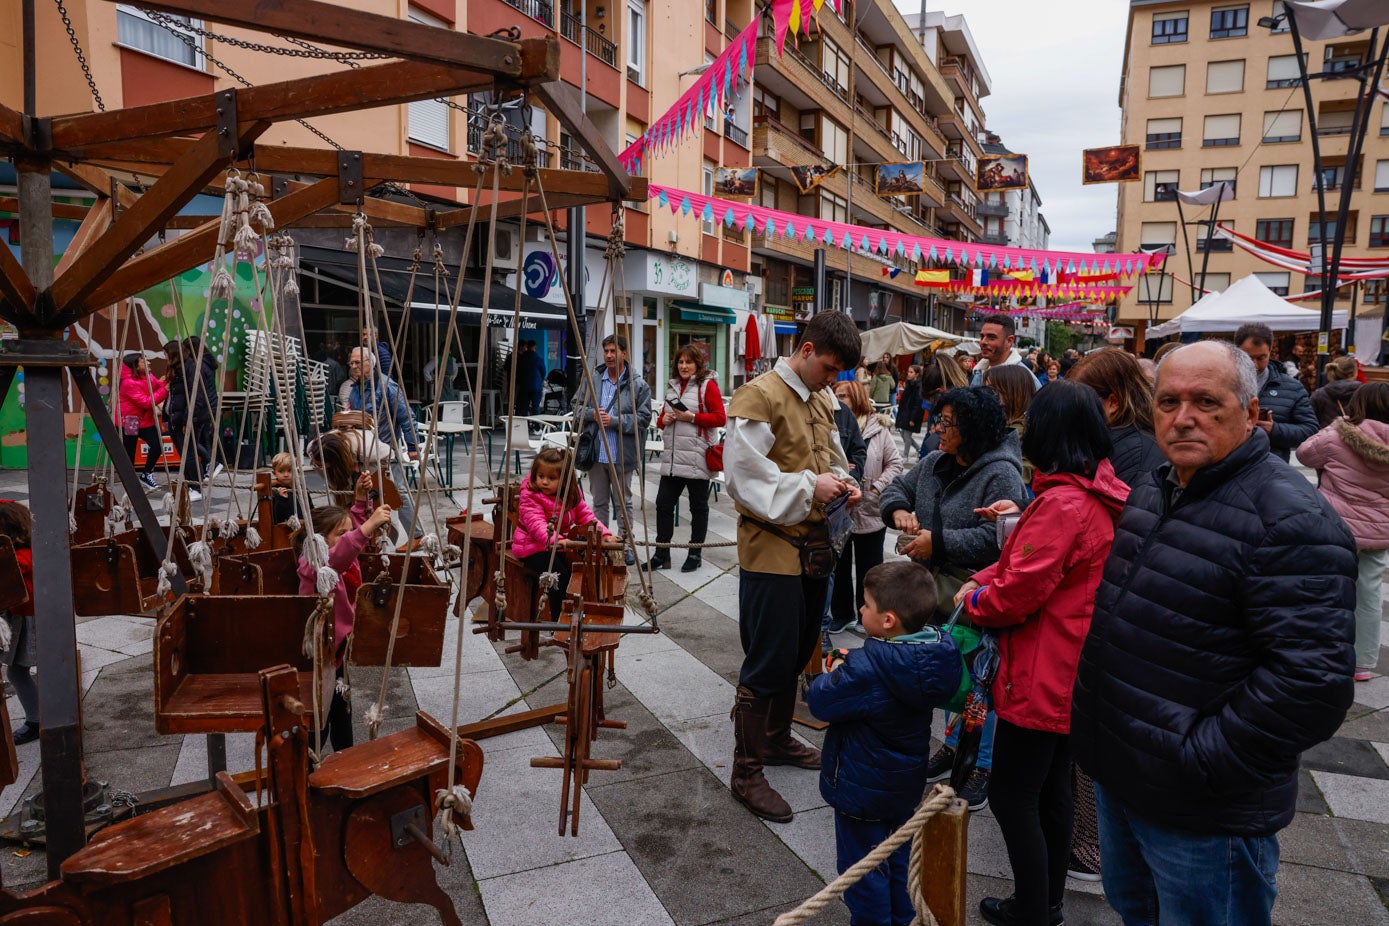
[650,183,1165,280]
[967,302,1110,323]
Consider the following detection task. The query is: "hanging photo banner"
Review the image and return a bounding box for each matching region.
[650,183,1166,277]
[714,167,759,197]
[1082,145,1142,185]
[875,161,926,197]
[790,163,840,194]
[977,153,1029,192]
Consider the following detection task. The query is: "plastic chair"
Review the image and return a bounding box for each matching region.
[495,415,542,478]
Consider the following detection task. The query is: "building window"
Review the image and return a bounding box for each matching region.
[1366,279,1386,304]
[758,176,779,210]
[1148,64,1186,98]
[627,0,647,85]
[1370,216,1389,247]
[1203,114,1241,147]
[1145,170,1180,202]
[116,5,203,68]
[1210,5,1248,38]
[1381,102,1389,135]
[1325,43,1363,74]
[1314,160,1359,191]
[1138,272,1175,304]
[821,116,849,166]
[1269,1,1290,32]
[407,9,451,151]
[1266,53,1304,88]
[1255,271,1290,295]
[705,0,717,25]
[1258,164,1297,198]
[1262,109,1302,143]
[822,37,851,95]
[1200,167,1237,196]
[1316,107,1355,137]
[1256,218,1294,247]
[1152,11,1189,43]
[1140,221,1178,250]
[820,191,848,225]
[1206,60,1245,93]
[1203,273,1232,292]
[1376,159,1389,192]
[702,164,715,236]
[1146,117,1182,149]
[1309,213,1356,244]
[753,86,780,122]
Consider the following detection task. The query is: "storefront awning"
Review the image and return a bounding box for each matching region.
[672,300,737,326]
[774,322,798,335]
[299,245,568,329]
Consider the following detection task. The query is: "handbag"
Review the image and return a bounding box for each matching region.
[928,494,977,619]
[574,386,619,472]
[696,380,725,473]
[741,504,847,580]
[122,415,142,437]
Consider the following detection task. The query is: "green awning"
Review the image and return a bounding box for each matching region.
[672,300,737,325]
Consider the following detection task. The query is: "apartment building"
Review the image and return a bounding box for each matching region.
[1116,0,1389,340]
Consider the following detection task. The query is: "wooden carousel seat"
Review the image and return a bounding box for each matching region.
[71,528,172,616]
[310,712,483,806]
[71,481,112,546]
[349,555,450,667]
[550,601,625,657]
[212,546,300,596]
[0,535,28,613]
[445,512,498,618]
[155,594,319,734]
[209,555,263,596]
[61,772,259,889]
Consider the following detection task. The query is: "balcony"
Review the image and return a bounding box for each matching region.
[561,11,617,67]
[977,200,1008,217]
[979,233,1008,246]
[467,124,553,168]
[725,120,749,148]
[501,0,554,26]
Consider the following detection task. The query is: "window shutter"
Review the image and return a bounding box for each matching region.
[1260,165,1297,197]
[1267,55,1301,83]
[1206,60,1244,93]
[1263,109,1301,140]
[1375,159,1389,191]
[407,8,452,151]
[1203,113,1240,142]
[1255,272,1290,293]
[1147,117,1181,135]
[1149,65,1186,97]
[1140,222,1177,245]
[1319,109,1355,133]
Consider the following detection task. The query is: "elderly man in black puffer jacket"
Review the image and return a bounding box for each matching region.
[1235,322,1319,461]
[1072,340,1356,926]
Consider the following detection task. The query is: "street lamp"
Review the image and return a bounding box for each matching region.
[1260,5,1389,381]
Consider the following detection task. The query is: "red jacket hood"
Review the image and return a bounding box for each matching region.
[1031,458,1130,517]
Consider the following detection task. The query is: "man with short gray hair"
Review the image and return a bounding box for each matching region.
[1072,339,1357,925]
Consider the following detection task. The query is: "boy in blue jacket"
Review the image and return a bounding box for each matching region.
[807,561,962,926]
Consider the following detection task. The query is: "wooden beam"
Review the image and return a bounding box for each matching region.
[50,121,271,316]
[0,100,26,146]
[531,81,632,200]
[54,162,140,212]
[53,199,113,277]
[127,0,552,77]
[434,177,647,228]
[51,60,503,152]
[75,177,341,318]
[0,241,37,324]
[0,197,90,221]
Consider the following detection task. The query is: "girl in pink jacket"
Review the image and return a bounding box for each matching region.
[1296,382,1389,681]
[116,354,169,489]
[512,447,610,619]
[295,482,392,752]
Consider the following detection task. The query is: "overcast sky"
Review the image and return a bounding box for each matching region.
[891,0,1131,253]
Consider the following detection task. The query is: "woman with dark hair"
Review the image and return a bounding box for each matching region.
[165,336,220,500]
[1311,355,1363,427]
[1067,348,1165,487]
[1297,382,1389,683]
[879,385,1027,809]
[647,346,726,572]
[868,361,897,406]
[828,380,903,631]
[957,381,1129,926]
[917,352,970,458]
[894,364,925,463]
[116,353,169,490]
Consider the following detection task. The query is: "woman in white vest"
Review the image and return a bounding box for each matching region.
[646,346,727,572]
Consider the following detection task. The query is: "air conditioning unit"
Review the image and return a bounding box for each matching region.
[492,226,519,271]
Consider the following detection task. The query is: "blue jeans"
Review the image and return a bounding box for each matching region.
[835,811,914,926]
[1094,783,1279,926]
[944,708,995,771]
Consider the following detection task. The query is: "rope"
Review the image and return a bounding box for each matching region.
[772,785,956,926]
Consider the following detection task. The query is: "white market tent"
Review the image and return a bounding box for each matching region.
[861,321,970,359]
[1146,274,1348,339]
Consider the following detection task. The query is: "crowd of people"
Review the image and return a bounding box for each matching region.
[722,310,1382,926]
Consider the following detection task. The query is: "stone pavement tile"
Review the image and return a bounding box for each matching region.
[658,596,746,687]
[966,873,1123,926]
[342,664,420,742]
[617,649,735,726]
[86,741,182,799]
[1353,676,1389,711]
[76,643,137,674]
[1280,812,1389,880]
[703,900,849,926]
[170,731,260,786]
[1311,771,1389,824]
[666,714,824,815]
[478,850,674,926]
[326,854,489,926]
[1377,742,1389,767]
[589,766,831,926]
[406,616,511,680]
[767,804,838,882]
[410,669,524,727]
[1296,769,1330,815]
[80,654,163,754]
[1341,708,1389,743]
[1271,863,1389,926]
[1301,736,1389,779]
[458,734,623,880]
[74,615,155,657]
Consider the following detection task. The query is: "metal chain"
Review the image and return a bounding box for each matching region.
[144,11,389,61]
[54,0,105,111]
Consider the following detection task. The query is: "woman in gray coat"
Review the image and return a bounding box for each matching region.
[646,346,726,572]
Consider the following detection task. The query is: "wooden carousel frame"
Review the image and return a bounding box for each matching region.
[0,0,644,888]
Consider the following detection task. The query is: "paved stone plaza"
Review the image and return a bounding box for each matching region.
[1,449,1386,926]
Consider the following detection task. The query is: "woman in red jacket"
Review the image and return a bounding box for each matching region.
[116,353,169,490]
[955,381,1130,926]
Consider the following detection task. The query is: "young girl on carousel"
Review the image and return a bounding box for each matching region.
[513,447,612,620]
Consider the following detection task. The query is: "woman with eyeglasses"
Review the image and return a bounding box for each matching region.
[878,385,1027,811]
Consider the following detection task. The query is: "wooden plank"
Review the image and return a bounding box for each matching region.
[128,0,548,75]
[531,81,633,200]
[50,121,272,316]
[77,177,340,316]
[918,794,969,926]
[434,190,609,228]
[53,198,112,277]
[54,161,140,211]
[52,59,519,151]
[0,196,90,220]
[452,703,566,740]
[0,237,37,323]
[0,100,24,146]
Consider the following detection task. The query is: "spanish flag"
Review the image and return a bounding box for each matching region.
[915,269,951,286]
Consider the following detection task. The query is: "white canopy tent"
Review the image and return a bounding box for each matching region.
[1146,274,1347,339]
[860,321,970,359]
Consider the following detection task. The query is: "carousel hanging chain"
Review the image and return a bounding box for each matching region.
[53,0,105,111]
[143,11,390,60]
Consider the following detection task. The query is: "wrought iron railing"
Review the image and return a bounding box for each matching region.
[501,0,554,27]
[561,11,618,67]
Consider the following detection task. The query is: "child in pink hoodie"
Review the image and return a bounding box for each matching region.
[512,447,611,619]
[296,474,392,751]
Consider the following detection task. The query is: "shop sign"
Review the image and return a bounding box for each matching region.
[1107,325,1135,342]
[626,252,697,297]
[763,304,794,320]
[513,243,606,308]
[699,282,749,312]
[791,287,815,304]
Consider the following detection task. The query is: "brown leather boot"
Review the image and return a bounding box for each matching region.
[730,686,793,823]
[763,686,821,769]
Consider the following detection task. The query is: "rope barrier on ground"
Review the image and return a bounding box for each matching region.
[772,784,955,926]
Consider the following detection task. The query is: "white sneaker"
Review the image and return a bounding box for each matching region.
[206,462,224,480]
[187,488,202,501]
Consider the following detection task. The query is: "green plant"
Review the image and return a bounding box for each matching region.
[1045,321,1074,355]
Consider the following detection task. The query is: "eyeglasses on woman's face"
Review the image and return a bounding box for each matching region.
[933,416,958,431]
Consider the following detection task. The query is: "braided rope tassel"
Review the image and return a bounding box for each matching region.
[432,784,474,862]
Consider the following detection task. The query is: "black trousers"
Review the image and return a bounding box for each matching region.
[738,570,829,697]
[521,551,572,621]
[830,529,886,625]
[990,719,1074,923]
[171,421,211,482]
[122,425,162,475]
[322,666,353,753]
[655,475,711,546]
